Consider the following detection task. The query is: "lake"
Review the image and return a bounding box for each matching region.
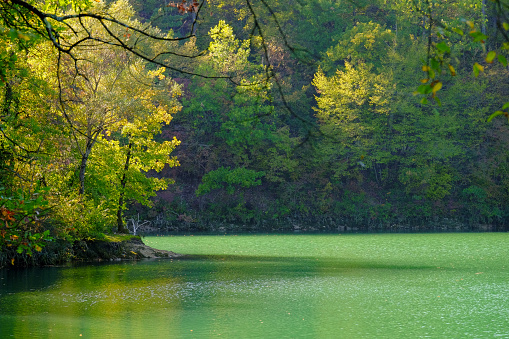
[1,233,508,338]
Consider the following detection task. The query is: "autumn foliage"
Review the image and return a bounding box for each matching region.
[0,190,53,265]
[167,0,199,14]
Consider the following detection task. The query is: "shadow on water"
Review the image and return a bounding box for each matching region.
[0,252,436,296]
[181,253,437,271]
[0,266,62,295]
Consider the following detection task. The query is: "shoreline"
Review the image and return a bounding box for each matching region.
[0,236,181,269]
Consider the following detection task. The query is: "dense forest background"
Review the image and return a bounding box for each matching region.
[1,0,509,260]
[135,0,509,232]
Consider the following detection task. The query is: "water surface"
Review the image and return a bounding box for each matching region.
[1,233,508,338]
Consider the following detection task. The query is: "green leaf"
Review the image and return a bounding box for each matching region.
[503,22,509,31]
[487,111,505,122]
[430,58,440,70]
[502,102,509,110]
[486,51,496,63]
[473,63,484,77]
[8,29,18,41]
[420,97,428,105]
[436,42,450,53]
[469,31,487,42]
[473,66,479,78]
[498,54,508,67]
[452,27,464,36]
[417,84,432,95]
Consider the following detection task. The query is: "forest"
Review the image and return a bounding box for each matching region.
[1,0,509,265]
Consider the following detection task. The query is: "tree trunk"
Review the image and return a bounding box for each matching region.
[78,139,94,195]
[117,142,132,233]
[191,11,198,35]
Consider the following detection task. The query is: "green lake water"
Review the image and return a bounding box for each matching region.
[1,233,508,338]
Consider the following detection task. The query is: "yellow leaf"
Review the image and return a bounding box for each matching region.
[466,21,475,29]
[11,258,14,265]
[35,245,42,252]
[420,79,429,83]
[486,51,496,63]
[432,81,442,94]
[422,65,430,72]
[16,33,30,41]
[448,64,456,76]
[474,62,484,72]
[503,22,509,31]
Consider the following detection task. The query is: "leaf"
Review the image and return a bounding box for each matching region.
[420,79,429,83]
[466,21,475,29]
[448,64,456,76]
[498,54,508,67]
[16,32,31,41]
[422,65,430,72]
[469,31,487,43]
[436,42,450,53]
[8,28,18,41]
[417,84,432,95]
[432,81,442,94]
[452,27,464,36]
[503,22,509,31]
[487,111,505,122]
[420,97,428,105]
[486,51,496,63]
[473,63,484,77]
[430,58,440,70]
[502,102,509,110]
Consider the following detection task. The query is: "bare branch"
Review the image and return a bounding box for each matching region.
[7,0,232,81]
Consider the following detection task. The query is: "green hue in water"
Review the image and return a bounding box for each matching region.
[1,233,508,338]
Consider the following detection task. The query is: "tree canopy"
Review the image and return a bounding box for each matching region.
[2,0,509,266]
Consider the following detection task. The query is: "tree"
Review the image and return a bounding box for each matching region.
[86,66,181,233]
[0,0,184,239]
[312,61,393,181]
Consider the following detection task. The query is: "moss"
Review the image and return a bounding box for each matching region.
[103,234,141,243]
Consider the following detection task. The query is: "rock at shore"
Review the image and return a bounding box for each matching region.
[74,236,181,261]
